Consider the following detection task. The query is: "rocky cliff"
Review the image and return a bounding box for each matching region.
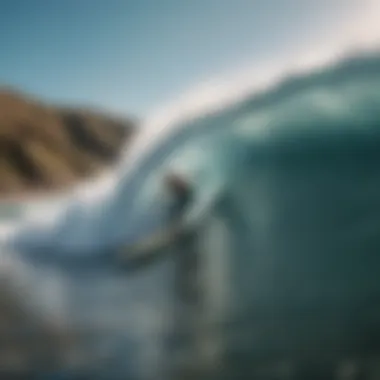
[0,89,135,197]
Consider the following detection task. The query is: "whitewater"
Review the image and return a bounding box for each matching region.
[0,19,380,378]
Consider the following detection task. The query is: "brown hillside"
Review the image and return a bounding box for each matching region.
[0,89,135,197]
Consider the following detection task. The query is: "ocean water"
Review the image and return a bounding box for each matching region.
[0,49,380,378]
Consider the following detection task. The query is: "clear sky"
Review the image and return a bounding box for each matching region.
[0,0,367,117]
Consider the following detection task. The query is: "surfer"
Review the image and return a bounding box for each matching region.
[117,172,195,268]
[118,172,207,375]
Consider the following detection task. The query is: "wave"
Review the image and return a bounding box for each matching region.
[1,47,379,257]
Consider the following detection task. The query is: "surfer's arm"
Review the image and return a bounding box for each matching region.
[117,219,187,270]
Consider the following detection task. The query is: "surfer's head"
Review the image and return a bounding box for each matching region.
[165,173,192,198]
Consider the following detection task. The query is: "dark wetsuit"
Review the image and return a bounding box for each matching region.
[120,175,200,373]
[166,185,212,378]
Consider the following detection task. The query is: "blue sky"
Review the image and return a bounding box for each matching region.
[0,0,362,116]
